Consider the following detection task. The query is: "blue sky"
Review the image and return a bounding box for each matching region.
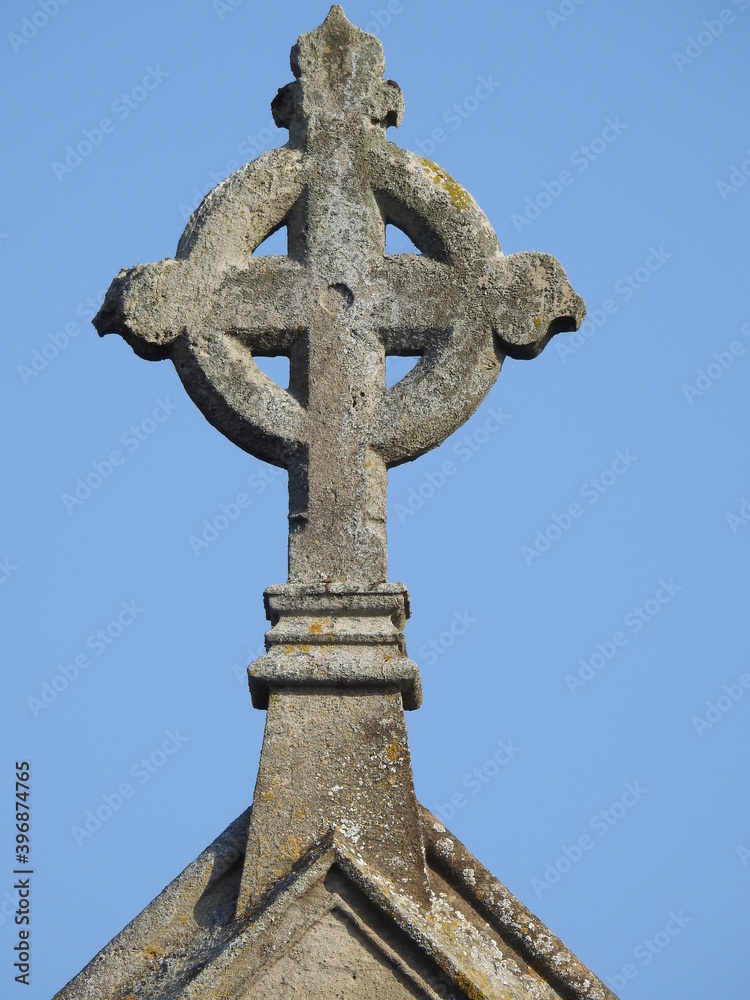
[2,2,749,997]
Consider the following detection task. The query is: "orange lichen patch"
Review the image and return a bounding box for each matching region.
[261,789,275,802]
[386,739,403,761]
[281,834,302,862]
[308,616,332,634]
[452,970,489,1000]
[143,944,164,965]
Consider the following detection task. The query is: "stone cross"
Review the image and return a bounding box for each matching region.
[94,6,584,913]
[96,6,583,589]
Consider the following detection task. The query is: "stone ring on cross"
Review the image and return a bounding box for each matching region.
[94,6,584,591]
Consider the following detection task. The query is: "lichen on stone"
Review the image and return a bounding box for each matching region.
[417,156,474,213]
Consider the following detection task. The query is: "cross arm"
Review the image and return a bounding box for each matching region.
[94,257,308,465]
[369,256,456,355]
[372,252,584,467]
[490,251,585,359]
[94,260,189,361]
[212,260,308,354]
[95,143,307,359]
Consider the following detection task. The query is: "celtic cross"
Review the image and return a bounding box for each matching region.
[95,6,585,908]
[96,5,583,589]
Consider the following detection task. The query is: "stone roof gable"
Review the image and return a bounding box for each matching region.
[55,805,615,1000]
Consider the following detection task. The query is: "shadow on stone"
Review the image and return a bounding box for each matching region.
[193,811,250,929]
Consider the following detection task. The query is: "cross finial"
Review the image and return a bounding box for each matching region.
[273,4,404,139]
[93,6,586,917]
[95,6,583,590]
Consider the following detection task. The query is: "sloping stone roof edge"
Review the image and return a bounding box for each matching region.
[419,805,616,1000]
[53,805,616,1000]
[53,808,254,1000]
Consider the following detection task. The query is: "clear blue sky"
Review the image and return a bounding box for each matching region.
[2,2,749,997]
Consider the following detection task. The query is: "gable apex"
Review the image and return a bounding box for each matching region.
[54,806,615,1000]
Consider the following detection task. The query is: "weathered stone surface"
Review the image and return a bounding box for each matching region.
[248,582,422,710]
[95,4,584,588]
[238,688,430,915]
[60,7,613,999]
[54,807,616,1000]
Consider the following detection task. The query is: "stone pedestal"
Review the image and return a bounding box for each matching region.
[240,582,428,913]
[248,583,422,709]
